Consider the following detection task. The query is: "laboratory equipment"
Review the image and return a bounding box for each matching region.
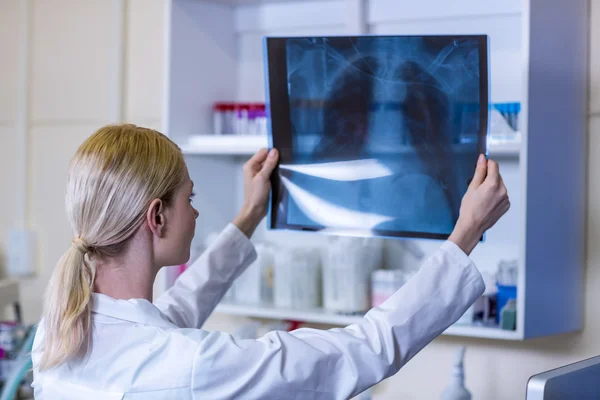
[493,102,521,131]
[500,299,517,330]
[526,356,600,399]
[235,103,250,135]
[264,34,489,240]
[488,106,521,144]
[234,243,275,305]
[212,102,237,135]
[212,102,226,135]
[274,247,321,309]
[322,236,383,313]
[212,102,268,135]
[441,346,472,400]
[496,259,518,285]
[253,104,268,136]
[496,259,518,324]
[460,270,498,326]
[442,346,471,400]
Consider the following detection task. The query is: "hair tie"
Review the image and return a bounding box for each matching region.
[72,237,89,254]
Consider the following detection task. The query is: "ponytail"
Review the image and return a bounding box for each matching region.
[39,237,95,371]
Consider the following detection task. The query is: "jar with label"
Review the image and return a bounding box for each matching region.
[212,102,237,135]
[235,103,250,135]
[234,243,275,305]
[274,247,321,309]
[322,236,383,313]
[255,104,268,136]
[495,259,518,325]
[212,102,227,135]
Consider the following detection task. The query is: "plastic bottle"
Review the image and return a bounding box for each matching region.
[236,103,250,135]
[256,104,267,136]
[224,103,236,134]
[322,236,383,313]
[274,247,321,309]
[441,346,472,400]
[212,103,226,135]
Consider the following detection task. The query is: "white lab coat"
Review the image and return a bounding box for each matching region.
[31,223,484,399]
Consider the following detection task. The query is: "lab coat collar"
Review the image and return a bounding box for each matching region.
[91,293,176,330]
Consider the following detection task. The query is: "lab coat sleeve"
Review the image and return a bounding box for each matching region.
[154,223,257,329]
[191,241,485,400]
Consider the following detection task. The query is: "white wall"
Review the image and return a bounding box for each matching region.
[0,0,598,399]
[0,0,165,317]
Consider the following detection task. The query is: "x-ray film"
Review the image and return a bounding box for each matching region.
[264,35,489,240]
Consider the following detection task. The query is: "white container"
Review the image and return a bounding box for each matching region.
[322,237,383,313]
[236,106,249,135]
[274,247,321,309]
[371,269,405,307]
[212,106,224,135]
[234,243,275,305]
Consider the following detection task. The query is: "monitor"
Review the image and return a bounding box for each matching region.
[264,34,489,240]
[526,356,600,400]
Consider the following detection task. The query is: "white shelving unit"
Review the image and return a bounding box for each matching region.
[181,135,269,155]
[216,302,363,326]
[215,302,522,340]
[160,0,588,340]
[180,134,522,157]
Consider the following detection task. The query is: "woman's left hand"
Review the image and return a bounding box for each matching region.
[233,148,279,238]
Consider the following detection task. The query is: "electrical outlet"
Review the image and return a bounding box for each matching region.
[7,228,36,278]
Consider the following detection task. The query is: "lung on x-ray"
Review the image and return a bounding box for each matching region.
[264,35,489,240]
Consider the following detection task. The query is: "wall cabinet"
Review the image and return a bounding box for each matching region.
[156,0,588,340]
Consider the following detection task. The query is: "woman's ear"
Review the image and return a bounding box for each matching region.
[146,198,166,237]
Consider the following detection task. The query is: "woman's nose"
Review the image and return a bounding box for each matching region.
[193,208,199,219]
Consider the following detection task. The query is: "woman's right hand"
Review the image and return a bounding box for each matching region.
[449,154,510,255]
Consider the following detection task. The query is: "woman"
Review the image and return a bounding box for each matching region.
[32,124,509,399]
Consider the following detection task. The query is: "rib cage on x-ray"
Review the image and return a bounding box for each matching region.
[266,36,488,239]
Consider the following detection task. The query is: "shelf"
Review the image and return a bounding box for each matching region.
[180,135,268,155]
[488,138,522,157]
[443,324,522,340]
[180,135,522,158]
[164,0,588,341]
[215,302,521,340]
[216,302,363,326]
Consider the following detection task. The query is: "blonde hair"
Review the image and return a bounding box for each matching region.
[39,124,185,371]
